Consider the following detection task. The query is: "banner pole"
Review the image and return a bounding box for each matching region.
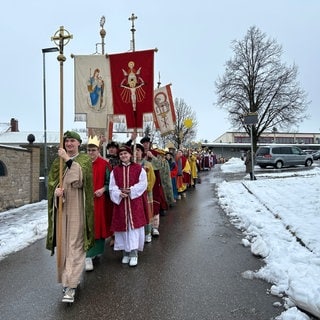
[129,13,138,161]
[51,26,73,279]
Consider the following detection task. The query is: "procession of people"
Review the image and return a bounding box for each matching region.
[47,131,217,303]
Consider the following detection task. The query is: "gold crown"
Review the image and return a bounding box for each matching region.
[87,135,100,148]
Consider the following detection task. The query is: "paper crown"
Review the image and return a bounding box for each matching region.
[87,135,100,148]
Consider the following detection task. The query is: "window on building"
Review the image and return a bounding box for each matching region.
[0,160,7,176]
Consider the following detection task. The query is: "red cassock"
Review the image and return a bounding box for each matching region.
[111,163,147,232]
[152,169,168,215]
[177,155,191,185]
[147,150,168,213]
[92,156,113,239]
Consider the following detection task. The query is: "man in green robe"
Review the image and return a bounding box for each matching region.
[46,130,94,303]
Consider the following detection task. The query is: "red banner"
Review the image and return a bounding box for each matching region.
[109,50,154,129]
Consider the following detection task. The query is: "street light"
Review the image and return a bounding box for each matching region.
[42,47,59,197]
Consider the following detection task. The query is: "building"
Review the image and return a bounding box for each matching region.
[214,131,320,145]
[0,119,88,212]
[202,131,320,161]
[0,118,88,146]
[1,119,319,211]
[0,141,40,212]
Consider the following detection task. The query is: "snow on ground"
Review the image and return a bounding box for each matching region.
[218,158,320,319]
[0,158,320,319]
[0,200,47,260]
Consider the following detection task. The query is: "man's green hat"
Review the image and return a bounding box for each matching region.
[63,131,82,143]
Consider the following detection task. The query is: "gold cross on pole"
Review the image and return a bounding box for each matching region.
[51,26,73,55]
[50,26,73,281]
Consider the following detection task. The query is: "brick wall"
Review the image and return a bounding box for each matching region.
[0,145,40,212]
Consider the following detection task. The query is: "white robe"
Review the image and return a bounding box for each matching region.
[109,165,147,253]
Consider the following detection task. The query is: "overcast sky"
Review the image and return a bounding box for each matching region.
[1,0,319,141]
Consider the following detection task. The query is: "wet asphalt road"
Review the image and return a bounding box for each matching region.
[0,165,285,320]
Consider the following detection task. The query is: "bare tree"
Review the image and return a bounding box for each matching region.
[215,26,310,150]
[165,98,197,149]
[142,125,152,139]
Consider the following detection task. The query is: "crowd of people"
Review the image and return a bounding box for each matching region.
[46,130,215,303]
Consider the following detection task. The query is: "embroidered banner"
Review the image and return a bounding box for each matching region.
[153,84,176,135]
[109,50,154,129]
[74,55,113,129]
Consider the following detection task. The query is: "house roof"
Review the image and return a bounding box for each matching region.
[0,122,10,134]
[0,131,88,145]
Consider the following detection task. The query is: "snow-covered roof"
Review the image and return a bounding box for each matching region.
[0,123,10,134]
[0,131,88,145]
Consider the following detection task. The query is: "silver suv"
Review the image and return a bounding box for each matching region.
[255,145,313,169]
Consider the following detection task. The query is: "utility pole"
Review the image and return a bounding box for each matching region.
[243,113,258,181]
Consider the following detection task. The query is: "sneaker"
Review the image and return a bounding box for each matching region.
[177,195,181,200]
[122,255,130,264]
[182,193,187,198]
[62,280,80,294]
[129,256,138,267]
[145,234,152,243]
[62,288,76,303]
[152,228,160,237]
[85,257,93,271]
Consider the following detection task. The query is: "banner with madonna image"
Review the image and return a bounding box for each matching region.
[73,54,113,129]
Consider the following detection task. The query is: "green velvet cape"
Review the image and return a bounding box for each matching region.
[46,152,94,255]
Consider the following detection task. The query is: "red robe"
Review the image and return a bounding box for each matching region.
[92,156,112,239]
[176,155,191,188]
[152,169,168,214]
[111,163,147,232]
[104,161,113,239]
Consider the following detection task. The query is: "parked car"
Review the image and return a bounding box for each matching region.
[302,149,316,154]
[312,150,320,160]
[255,145,313,169]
